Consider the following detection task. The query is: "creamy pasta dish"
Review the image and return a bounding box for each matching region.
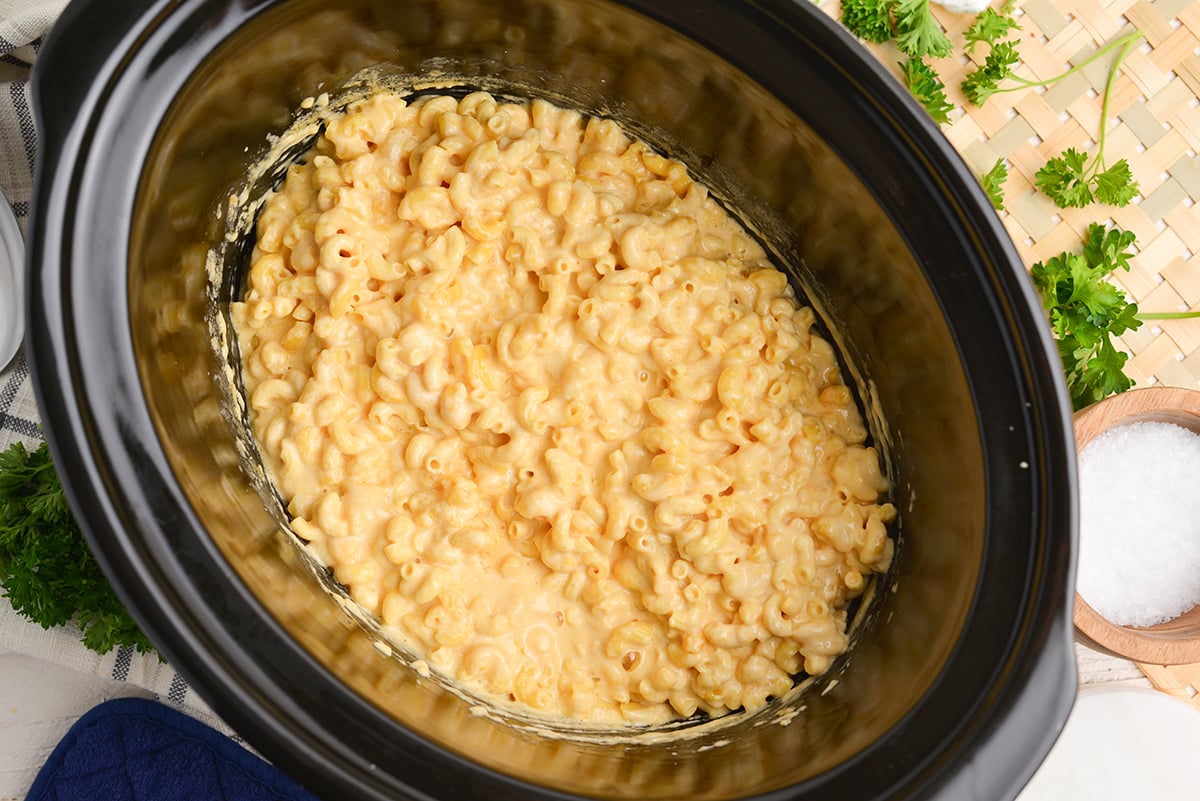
[232,91,895,726]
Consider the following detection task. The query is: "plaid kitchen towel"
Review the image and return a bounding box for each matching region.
[0,0,237,745]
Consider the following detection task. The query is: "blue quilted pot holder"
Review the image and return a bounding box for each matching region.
[25,697,321,801]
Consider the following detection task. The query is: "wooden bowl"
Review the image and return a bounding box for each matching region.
[1073,385,1200,665]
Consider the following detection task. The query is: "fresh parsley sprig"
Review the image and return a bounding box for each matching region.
[1030,224,1200,409]
[956,2,1023,104]
[841,0,897,44]
[841,0,952,59]
[960,40,1021,105]
[902,58,955,124]
[0,440,156,656]
[1030,224,1142,410]
[963,6,1021,52]
[1035,150,1137,208]
[980,158,1009,210]
[1033,33,1141,208]
[894,0,953,59]
[961,30,1142,106]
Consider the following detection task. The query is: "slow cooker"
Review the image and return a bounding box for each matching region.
[27,1,1077,799]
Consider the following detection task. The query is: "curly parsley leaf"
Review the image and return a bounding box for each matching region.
[894,0,952,59]
[961,39,1021,105]
[1036,152,1139,208]
[964,7,1021,52]
[1093,160,1139,206]
[840,0,951,59]
[1035,147,1138,210]
[840,0,896,44]
[963,30,1142,112]
[902,58,954,124]
[1035,148,1095,208]
[1081,223,1137,275]
[980,158,1009,210]
[0,441,157,657]
[1028,33,1142,209]
[1030,224,1142,410]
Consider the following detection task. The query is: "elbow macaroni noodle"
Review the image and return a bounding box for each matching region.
[232,91,895,726]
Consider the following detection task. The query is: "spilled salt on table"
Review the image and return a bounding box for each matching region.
[1077,420,1200,628]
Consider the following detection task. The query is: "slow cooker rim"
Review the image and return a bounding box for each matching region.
[27,1,1077,800]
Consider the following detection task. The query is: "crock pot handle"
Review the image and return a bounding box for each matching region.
[33,0,161,160]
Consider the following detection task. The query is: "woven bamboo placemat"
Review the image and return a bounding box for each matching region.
[1139,662,1200,707]
[821,0,1200,707]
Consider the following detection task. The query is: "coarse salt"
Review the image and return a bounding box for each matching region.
[1077,421,1200,627]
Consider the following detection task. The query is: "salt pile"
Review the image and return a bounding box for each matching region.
[1077,420,1200,628]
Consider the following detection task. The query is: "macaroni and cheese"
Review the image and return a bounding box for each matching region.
[232,91,895,726]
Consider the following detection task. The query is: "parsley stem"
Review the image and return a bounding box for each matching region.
[1092,33,1141,175]
[994,31,1143,94]
[1137,311,1200,321]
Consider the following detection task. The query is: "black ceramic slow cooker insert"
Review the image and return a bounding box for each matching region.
[27,1,1078,799]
